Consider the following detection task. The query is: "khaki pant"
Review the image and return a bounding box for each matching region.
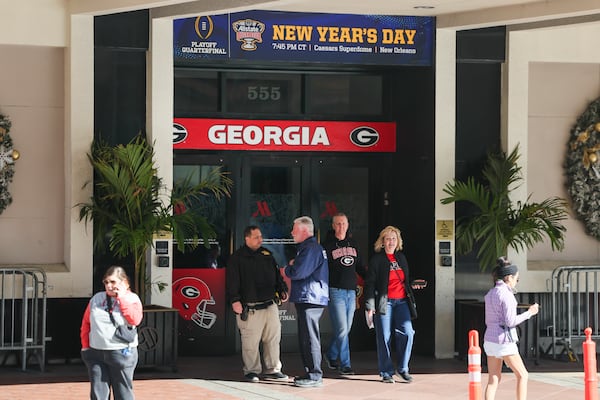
[236,303,283,375]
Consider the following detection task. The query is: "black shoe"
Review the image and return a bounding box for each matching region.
[397,371,413,382]
[294,377,323,387]
[325,357,338,370]
[263,372,289,380]
[382,374,394,383]
[339,366,355,375]
[244,373,259,383]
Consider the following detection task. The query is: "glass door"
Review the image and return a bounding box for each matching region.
[171,160,233,356]
[241,159,305,267]
[316,161,370,262]
[239,157,307,351]
[315,158,373,351]
[316,162,370,256]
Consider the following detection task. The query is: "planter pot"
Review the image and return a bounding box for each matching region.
[455,300,485,360]
[454,299,539,364]
[137,305,178,371]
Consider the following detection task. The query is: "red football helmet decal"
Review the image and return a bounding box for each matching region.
[173,276,217,329]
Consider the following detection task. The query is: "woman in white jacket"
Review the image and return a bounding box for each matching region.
[80,266,143,400]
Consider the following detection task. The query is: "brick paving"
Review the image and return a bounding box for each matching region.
[0,351,594,399]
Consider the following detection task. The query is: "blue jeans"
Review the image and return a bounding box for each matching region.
[326,287,356,368]
[374,299,414,376]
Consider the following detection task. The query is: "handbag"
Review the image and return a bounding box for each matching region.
[392,267,418,320]
[106,295,138,343]
[406,291,418,320]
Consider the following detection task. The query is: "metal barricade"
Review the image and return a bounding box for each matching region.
[0,267,48,371]
[549,265,600,360]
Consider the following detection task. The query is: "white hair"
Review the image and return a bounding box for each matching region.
[294,216,314,235]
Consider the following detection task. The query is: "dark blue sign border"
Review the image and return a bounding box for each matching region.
[174,11,434,66]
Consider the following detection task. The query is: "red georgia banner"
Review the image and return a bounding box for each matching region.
[173,118,396,152]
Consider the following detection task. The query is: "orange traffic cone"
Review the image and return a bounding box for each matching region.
[583,327,598,400]
[468,329,482,400]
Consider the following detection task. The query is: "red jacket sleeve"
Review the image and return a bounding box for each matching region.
[80,303,91,349]
[117,291,143,326]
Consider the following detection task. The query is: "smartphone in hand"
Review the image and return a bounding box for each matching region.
[411,279,427,289]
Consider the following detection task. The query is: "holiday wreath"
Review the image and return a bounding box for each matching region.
[0,113,18,214]
[565,97,600,240]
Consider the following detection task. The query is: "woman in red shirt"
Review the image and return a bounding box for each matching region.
[365,226,425,384]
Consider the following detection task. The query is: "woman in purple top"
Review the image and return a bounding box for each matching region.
[483,257,539,400]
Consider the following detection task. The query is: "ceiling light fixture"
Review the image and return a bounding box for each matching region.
[414,6,435,9]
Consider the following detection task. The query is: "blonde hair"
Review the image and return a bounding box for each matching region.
[373,225,403,252]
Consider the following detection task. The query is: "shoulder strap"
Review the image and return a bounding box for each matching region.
[106,295,118,327]
[392,267,404,282]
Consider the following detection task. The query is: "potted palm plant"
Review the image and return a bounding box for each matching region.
[78,135,232,301]
[77,135,232,370]
[441,145,568,271]
[443,145,568,359]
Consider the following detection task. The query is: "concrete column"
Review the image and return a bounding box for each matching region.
[434,27,457,359]
[146,15,174,307]
[65,14,95,297]
[503,28,533,276]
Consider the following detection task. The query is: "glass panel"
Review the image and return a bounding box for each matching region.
[246,165,302,340]
[174,69,219,115]
[318,166,369,257]
[247,166,301,267]
[224,72,301,114]
[172,164,228,268]
[306,74,382,116]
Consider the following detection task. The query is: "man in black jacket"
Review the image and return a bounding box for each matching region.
[227,225,289,383]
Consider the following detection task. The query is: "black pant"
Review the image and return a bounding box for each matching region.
[294,303,325,380]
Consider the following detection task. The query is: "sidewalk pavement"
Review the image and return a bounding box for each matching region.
[0,351,595,400]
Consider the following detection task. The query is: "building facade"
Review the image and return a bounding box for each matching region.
[1,0,600,359]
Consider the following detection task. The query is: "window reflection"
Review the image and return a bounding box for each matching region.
[173,165,229,268]
[248,166,301,267]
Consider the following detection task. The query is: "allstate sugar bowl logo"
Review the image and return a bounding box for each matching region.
[232,18,265,51]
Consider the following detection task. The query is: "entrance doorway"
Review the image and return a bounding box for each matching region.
[240,155,371,350]
[172,152,374,354]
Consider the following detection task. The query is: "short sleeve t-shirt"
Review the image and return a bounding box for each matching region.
[386,253,406,299]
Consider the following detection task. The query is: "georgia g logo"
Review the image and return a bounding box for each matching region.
[350,127,380,147]
[340,256,355,267]
[173,123,188,144]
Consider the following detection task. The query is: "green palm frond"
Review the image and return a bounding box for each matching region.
[442,176,491,212]
[77,135,232,301]
[440,144,568,271]
[483,146,522,198]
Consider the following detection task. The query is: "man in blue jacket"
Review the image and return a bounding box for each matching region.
[284,216,329,387]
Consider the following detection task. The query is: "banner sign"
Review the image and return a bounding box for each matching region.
[174,11,434,66]
[173,118,397,152]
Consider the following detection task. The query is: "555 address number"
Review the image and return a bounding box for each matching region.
[247,86,281,101]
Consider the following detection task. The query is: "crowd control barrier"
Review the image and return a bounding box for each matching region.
[549,266,600,360]
[0,267,48,371]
